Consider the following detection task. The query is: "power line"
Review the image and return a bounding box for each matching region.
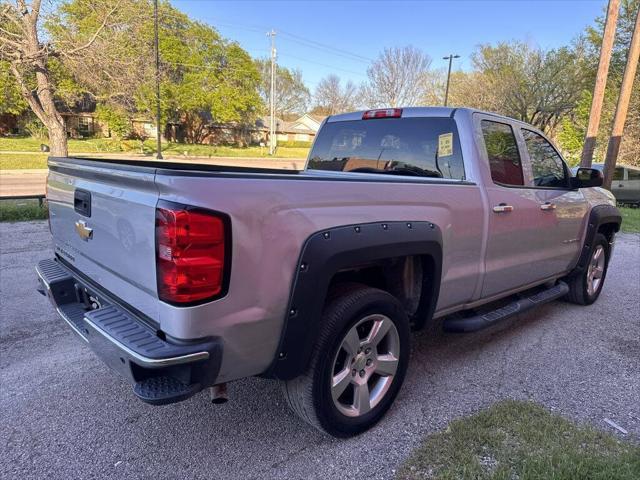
[278,30,373,64]
[146,10,372,85]
[161,11,374,65]
[278,53,368,78]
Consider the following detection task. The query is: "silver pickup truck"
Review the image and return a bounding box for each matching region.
[36,107,621,437]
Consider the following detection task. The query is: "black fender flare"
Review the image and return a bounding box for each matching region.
[267,221,443,380]
[573,204,621,273]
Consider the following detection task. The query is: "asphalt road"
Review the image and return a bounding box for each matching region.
[0,156,305,198]
[0,170,46,198]
[1,222,639,480]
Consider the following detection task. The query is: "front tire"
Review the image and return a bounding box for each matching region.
[565,233,610,305]
[281,284,410,437]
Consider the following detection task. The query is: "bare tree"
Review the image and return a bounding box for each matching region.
[0,1,119,156]
[257,59,310,116]
[363,46,432,108]
[313,74,359,115]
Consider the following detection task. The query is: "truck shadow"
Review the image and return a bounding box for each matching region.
[124,301,565,448]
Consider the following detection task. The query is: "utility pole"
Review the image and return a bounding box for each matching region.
[154,0,163,160]
[580,0,620,167]
[267,30,277,155]
[603,8,640,190]
[442,54,460,107]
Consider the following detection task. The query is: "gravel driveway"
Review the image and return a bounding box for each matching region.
[1,221,638,480]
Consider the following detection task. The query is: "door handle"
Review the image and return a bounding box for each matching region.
[493,203,514,213]
[540,202,556,211]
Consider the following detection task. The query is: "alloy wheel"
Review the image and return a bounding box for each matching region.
[330,314,400,417]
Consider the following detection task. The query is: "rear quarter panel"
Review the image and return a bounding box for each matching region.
[154,173,485,382]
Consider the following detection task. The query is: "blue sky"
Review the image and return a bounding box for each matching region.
[171,0,606,91]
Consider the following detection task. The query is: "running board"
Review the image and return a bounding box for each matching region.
[443,281,569,333]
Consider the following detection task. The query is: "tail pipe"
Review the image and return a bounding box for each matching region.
[209,383,228,404]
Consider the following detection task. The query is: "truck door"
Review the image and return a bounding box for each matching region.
[477,118,583,299]
[519,128,588,276]
[618,167,640,205]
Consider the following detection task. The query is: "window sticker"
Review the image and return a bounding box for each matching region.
[438,133,453,157]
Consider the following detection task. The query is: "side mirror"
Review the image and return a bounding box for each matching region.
[573,167,603,188]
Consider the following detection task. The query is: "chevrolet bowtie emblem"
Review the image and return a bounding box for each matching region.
[75,220,93,241]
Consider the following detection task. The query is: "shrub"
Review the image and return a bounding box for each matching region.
[95,104,132,139]
[22,118,48,140]
[276,140,313,148]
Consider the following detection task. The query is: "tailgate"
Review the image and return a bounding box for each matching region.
[47,158,160,322]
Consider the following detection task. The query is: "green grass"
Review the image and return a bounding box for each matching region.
[0,136,309,162]
[0,199,49,222]
[0,136,127,153]
[397,400,639,480]
[0,153,49,169]
[620,207,640,233]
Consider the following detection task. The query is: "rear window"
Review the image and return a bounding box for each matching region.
[481,120,524,186]
[307,117,465,180]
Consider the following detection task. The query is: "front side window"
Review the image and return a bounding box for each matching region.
[627,168,640,181]
[522,129,568,188]
[613,167,625,181]
[308,117,465,180]
[481,120,524,186]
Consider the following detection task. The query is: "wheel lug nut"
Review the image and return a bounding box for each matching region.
[359,369,365,377]
[365,348,371,354]
[366,359,372,366]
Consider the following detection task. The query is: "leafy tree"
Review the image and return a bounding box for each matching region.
[257,59,310,116]
[164,36,262,143]
[47,0,153,113]
[50,0,262,145]
[556,91,593,165]
[466,41,588,132]
[0,60,27,116]
[95,104,132,139]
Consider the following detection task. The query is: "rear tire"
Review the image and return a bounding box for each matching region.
[565,233,610,305]
[281,284,410,437]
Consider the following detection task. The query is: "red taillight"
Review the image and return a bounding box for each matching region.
[362,108,403,119]
[155,202,228,304]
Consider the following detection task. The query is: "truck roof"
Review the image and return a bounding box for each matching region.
[326,106,527,126]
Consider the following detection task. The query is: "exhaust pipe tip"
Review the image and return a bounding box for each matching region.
[209,383,228,405]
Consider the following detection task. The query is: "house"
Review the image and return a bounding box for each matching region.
[289,114,324,134]
[61,113,102,138]
[256,113,325,144]
[0,114,20,136]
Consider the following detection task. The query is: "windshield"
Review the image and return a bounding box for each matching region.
[308,117,465,180]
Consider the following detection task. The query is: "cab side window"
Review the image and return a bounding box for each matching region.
[522,129,568,188]
[481,120,524,186]
[613,168,625,181]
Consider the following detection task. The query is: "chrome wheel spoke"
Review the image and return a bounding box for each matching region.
[331,367,352,400]
[594,247,603,262]
[593,266,604,279]
[341,328,361,356]
[366,317,391,347]
[375,354,398,376]
[353,383,371,415]
[587,245,606,296]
